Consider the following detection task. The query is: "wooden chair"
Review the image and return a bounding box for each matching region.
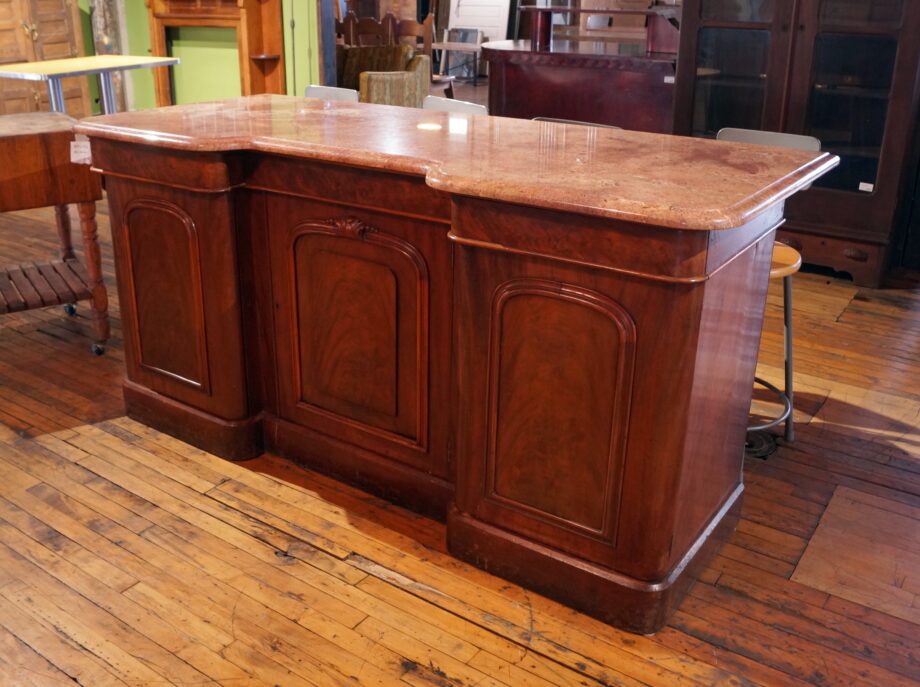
[716,127,820,448]
[0,113,109,354]
[357,13,396,45]
[338,45,430,108]
[396,14,455,98]
[336,11,395,46]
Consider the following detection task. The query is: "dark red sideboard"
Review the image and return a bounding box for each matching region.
[484,39,676,132]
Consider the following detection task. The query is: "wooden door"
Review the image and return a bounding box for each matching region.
[29,0,90,115]
[0,0,40,114]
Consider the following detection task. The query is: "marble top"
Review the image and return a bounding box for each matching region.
[75,94,838,230]
[0,112,75,136]
[0,55,179,81]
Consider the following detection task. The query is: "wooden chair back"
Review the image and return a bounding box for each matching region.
[337,11,400,46]
[356,14,389,45]
[396,13,434,57]
[346,0,380,18]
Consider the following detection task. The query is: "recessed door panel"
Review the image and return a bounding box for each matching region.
[277,215,429,448]
[267,191,452,482]
[124,201,209,391]
[476,279,637,561]
[294,235,414,436]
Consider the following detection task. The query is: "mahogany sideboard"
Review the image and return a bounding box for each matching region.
[76,95,835,633]
[483,39,677,132]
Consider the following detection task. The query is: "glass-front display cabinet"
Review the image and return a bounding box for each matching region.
[674,0,920,285]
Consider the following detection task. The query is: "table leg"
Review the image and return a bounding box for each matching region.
[99,72,117,115]
[77,201,110,351]
[46,78,66,113]
[473,53,478,87]
[53,205,75,260]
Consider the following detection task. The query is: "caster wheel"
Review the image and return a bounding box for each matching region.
[91,343,105,356]
[745,430,777,459]
[63,303,77,316]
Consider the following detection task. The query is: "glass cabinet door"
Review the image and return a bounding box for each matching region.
[691,27,772,137]
[685,0,795,137]
[801,1,903,192]
[702,0,775,23]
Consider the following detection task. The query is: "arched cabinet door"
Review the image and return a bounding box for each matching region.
[267,194,452,483]
[109,183,248,422]
[471,277,637,566]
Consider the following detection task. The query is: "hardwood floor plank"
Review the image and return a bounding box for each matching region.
[0,579,183,685]
[0,622,79,687]
[0,591,130,687]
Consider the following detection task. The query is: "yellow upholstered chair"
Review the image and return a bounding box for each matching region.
[338,45,429,108]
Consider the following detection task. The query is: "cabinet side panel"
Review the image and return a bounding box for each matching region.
[674,229,775,556]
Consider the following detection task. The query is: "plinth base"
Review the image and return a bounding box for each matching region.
[447,485,742,634]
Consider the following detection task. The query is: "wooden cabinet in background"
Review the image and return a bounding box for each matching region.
[0,0,90,115]
[674,0,920,285]
[146,0,286,107]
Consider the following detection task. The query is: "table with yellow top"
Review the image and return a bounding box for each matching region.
[0,54,179,114]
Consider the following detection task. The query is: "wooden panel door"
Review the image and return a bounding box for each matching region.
[0,0,40,114]
[29,0,90,115]
[106,177,249,422]
[469,277,636,565]
[268,193,451,480]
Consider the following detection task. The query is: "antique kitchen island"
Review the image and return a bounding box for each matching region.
[76,95,836,633]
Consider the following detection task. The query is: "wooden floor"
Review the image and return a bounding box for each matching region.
[0,201,919,687]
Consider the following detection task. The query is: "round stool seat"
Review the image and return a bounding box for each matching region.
[770,243,802,279]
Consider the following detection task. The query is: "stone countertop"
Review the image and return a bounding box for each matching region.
[74,94,838,230]
[0,112,76,136]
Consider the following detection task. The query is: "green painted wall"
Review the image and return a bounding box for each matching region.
[123,1,156,110]
[170,27,242,103]
[79,2,322,109]
[284,0,322,96]
[77,0,99,114]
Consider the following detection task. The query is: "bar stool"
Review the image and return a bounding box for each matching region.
[716,127,819,453]
[748,243,801,448]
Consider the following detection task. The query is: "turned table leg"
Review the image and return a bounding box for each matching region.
[77,201,110,353]
[54,205,75,260]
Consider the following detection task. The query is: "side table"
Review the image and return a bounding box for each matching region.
[0,112,108,354]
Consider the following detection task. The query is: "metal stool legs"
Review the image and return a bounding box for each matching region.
[748,274,794,449]
[782,274,794,442]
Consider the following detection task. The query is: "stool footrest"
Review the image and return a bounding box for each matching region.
[0,258,92,314]
[748,376,792,433]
